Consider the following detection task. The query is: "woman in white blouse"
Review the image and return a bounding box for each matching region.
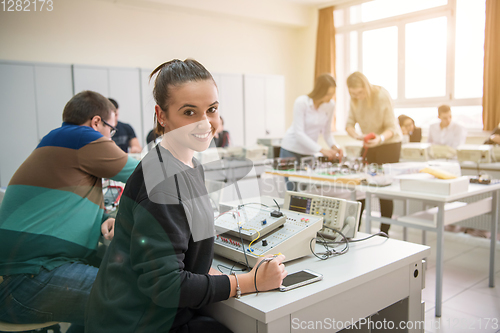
[280,74,342,182]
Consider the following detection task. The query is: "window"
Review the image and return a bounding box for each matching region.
[352,0,447,23]
[454,0,486,99]
[405,17,447,98]
[362,26,398,99]
[334,0,485,130]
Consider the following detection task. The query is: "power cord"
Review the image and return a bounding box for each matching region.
[310,227,349,260]
[237,203,271,210]
[272,199,280,211]
[310,229,389,260]
[237,223,250,271]
[217,262,248,274]
[323,231,389,245]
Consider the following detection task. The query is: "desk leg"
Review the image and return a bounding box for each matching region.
[350,188,356,201]
[490,190,498,288]
[403,199,409,241]
[435,203,445,317]
[422,203,427,245]
[365,193,372,233]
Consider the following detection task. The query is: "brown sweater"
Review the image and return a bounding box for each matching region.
[346,86,402,145]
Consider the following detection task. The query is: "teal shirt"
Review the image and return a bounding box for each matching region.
[0,123,138,275]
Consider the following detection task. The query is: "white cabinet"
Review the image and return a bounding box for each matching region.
[73,65,143,147]
[244,74,285,146]
[263,75,286,139]
[108,68,143,147]
[34,64,73,140]
[213,73,245,147]
[0,63,38,187]
[0,61,73,187]
[140,68,155,145]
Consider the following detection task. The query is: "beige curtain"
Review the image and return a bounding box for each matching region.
[315,6,336,130]
[482,0,500,130]
[314,6,336,80]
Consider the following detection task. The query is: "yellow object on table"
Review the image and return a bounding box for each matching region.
[419,167,457,180]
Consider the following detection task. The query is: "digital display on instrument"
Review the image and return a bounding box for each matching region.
[288,195,312,214]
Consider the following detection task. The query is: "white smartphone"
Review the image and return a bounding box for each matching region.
[279,269,323,292]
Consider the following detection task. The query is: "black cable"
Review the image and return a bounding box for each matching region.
[217,263,247,274]
[237,223,250,271]
[321,231,388,244]
[214,208,250,271]
[220,177,252,273]
[253,256,275,292]
[345,231,388,242]
[309,227,349,260]
[273,199,280,211]
[237,203,271,210]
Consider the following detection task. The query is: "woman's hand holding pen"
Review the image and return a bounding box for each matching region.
[251,254,288,292]
[229,254,287,297]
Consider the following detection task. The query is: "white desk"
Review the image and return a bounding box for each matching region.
[205,234,430,333]
[265,170,362,201]
[460,161,500,179]
[361,182,500,318]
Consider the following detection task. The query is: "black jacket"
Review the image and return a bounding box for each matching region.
[85,146,230,333]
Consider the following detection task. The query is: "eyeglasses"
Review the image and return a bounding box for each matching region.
[101,119,117,137]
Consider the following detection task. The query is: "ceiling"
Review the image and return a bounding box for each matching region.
[282,0,362,6]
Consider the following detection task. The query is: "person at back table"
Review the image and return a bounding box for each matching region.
[398,114,421,143]
[109,98,142,153]
[345,71,402,236]
[484,122,500,145]
[427,105,467,149]
[0,91,139,332]
[214,116,230,148]
[280,73,342,169]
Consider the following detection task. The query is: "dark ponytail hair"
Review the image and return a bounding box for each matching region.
[150,59,215,135]
[308,73,336,102]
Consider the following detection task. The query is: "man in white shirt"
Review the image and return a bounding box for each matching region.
[427,105,467,149]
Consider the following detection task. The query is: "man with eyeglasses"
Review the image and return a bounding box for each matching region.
[0,90,139,332]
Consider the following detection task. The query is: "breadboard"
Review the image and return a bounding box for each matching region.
[215,206,287,241]
[214,209,323,267]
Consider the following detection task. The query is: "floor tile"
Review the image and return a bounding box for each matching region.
[423,243,479,270]
[425,300,436,313]
[443,289,500,319]
[424,262,489,293]
[444,247,500,272]
[470,273,500,298]
[422,278,466,304]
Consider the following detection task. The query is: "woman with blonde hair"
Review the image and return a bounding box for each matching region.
[345,71,402,235]
[280,73,343,190]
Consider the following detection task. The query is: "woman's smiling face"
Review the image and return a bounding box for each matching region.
[161,79,219,153]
